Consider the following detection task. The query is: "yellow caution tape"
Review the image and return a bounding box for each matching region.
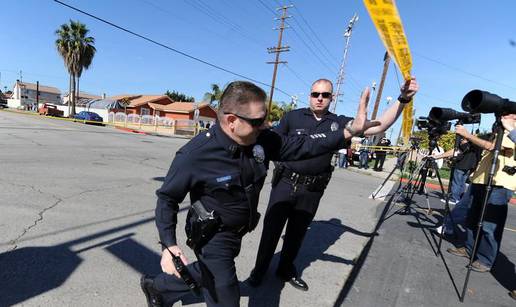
[351,144,409,152]
[363,0,414,144]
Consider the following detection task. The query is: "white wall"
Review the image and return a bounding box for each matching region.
[7,98,21,108]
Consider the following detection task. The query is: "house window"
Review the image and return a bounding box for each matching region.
[141,108,150,115]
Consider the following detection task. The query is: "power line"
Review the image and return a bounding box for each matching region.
[184,0,268,47]
[53,0,294,98]
[287,15,339,68]
[256,0,337,76]
[286,0,340,65]
[282,63,310,87]
[287,25,337,76]
[256,0,277,15]
[140,0,251,47]
[413,52,516,91]
[273,0,339,68]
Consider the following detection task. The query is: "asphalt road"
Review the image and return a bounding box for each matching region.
[344,182,516,307]
[0,110,385,307]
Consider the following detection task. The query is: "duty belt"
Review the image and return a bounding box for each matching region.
[281,167,331,185]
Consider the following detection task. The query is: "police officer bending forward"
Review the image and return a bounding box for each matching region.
[140,81,380,307]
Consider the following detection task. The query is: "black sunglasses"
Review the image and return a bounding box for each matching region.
[224,112,267,127]
[310,92,332,99]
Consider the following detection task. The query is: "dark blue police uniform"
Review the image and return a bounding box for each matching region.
[251,108,352,284]
[152,122,347,306]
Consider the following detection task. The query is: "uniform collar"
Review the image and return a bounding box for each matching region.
[214,123,244,156]
[302,107,335,121]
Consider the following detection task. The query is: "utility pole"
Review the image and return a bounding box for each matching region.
[371,52,391,120]
[36,81,40,111]
[267,5,291,116]
[332,13,359,113]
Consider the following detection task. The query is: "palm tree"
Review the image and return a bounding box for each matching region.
[55,20,96,116]
[55,23,73,114]
[203,84,222,107]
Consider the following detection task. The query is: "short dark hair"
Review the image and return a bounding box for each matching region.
[218,81,267,118]
[311,78,334,92]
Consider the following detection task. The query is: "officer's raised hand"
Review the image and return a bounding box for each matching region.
[346,77,419,137]
[344,87,380,137]
[161,245,188,277]
[399,77,418,102]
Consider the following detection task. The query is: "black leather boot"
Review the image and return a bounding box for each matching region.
[140,275,164,307]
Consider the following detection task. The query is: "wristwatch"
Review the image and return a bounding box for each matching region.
[398,95,411,104]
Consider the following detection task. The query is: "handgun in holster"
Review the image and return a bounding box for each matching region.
[185,200,222,253]
[271,163,285,187]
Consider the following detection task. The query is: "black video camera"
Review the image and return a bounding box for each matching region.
[416,116,451,136]
[429,107,481,125]
[462,90,516,115]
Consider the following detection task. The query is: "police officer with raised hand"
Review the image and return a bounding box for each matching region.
[247,77,419,291]
[140,80,380,307]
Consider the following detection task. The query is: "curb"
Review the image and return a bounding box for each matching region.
[400,178,516,205]
[115,127,148,135]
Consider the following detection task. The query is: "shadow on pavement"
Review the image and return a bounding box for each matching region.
[243,218,369,307]
[0,205,189,306]
[0,217,155,306]
[491,252,516,291]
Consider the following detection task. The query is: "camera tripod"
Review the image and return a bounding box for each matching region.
[371,142,421,200]
[389,149,449,217]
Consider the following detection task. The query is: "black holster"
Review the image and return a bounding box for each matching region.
[185,200,222,253]
[271,163,285,188]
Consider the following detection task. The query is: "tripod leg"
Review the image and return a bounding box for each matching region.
[460,185,492,302]
[407,163,425,204]
[434,164,454,254]
[422,185,433,215]
[372,163,399,199]
[390,161,421,206]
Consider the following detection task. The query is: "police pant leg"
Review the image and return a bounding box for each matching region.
[154,231,242,307]
[277,185,323,278]
[374,156,380,169]
[252,180,293,278]
[378,154,386,170]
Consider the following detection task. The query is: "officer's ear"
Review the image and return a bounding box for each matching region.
[226,114,238,129]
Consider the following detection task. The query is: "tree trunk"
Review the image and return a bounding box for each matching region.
[71,74,76,116]
[76,76,80,110]
[68,73,72,116]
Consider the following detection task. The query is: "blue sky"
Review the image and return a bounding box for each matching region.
[1,0,515,136]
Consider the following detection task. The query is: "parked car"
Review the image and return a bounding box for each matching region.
[38,103,64,117]
[73,111,104,125]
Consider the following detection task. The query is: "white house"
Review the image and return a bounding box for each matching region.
[62,91,103,105]
[7,81,61,109]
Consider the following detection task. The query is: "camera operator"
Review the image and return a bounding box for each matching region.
[447,114,516,273]
[501,114,516,300]
[432,138,481,204]
[433,135,482,237]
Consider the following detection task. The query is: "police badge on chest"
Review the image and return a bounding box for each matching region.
[252,145,265,163]
[331,122,339,131]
